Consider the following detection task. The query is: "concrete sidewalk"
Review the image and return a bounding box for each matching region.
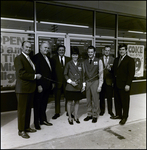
[1,93,146,149]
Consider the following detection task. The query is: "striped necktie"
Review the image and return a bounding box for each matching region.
[27,56,35,71]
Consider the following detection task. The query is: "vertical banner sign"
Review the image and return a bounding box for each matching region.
[1,33,28,88]
[127,45,144,77]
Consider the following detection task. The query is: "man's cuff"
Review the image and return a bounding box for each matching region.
[34,74,37,79]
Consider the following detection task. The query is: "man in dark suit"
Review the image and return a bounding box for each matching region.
[14,41,42,139]
[51,45,71,119]
[99,46,114,118]
[111,44,135,125]
[32,42,53,130]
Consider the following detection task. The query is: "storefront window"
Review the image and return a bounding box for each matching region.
[96,12,116,38]
[95,39,115,58]
[118,15,146,39]
[1,33,35,91]
[36,2,93,35]
[1,1,34,32]
[118,40,146,80]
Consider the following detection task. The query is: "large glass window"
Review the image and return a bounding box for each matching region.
[36,2,93,35]
[1,1,34,32]
[1,33,35,91]
[118,15,146,39]
[96,12,116,38]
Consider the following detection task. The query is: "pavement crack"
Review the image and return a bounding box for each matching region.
[104,127,125,140]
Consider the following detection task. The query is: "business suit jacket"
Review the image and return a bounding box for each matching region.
[51,55,71,88]
[64,60,84,91]
[14,53,36,93]
[14,53,36,131]
[112,55,135,89]
[101,56,114,86]
[32,52,53,90]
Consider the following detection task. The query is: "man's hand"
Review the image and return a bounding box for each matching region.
[81,86,86,92]
[125,85,130,91]
[97,87,102,93]
[71,81,78,87]
[36,74,42,79]
[38,85,43,93]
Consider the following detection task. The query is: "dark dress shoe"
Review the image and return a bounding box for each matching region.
[52,113,60,119]
[74,118,80,124]
[110,115,122,119]
[119,118,127,125]
[84,116,92,121]
[99,112,104,116]
[68,118,73,125]
[92,117,97,123]
[66,112,74,118]
[18,131,30,139]
[40,121,53,126]
[35,125,41,130]
[110,113,114,118]
[26,128,37,133]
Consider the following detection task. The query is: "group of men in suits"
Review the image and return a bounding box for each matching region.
[14,41,135,139]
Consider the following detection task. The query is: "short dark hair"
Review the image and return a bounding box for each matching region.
[71,46,79,55]
[87,45,96,52]
[105,46,111,49]
[57,45,65,51]
[118,44,127,50]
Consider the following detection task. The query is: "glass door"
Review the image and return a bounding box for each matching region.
[36,34,66,58]
[70,37,93,61]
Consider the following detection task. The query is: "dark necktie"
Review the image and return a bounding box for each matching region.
[118,57,122,67]
[61,56,63,66]
[89,59,92,64]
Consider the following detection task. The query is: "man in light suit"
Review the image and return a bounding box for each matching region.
[111,44,135,125]
[83,45,103,123]
[14,41,42,139]
[99,46,115,118]
[32,42,53,130]
[51,45,71,119]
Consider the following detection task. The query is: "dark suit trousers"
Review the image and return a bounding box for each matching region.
[100,81,113,114]
[54,83,66,114]
[34,88,50,125]
[16,93,34,131]
[114,86,130,119]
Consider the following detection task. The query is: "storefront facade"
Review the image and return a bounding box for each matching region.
[1,1,146,112]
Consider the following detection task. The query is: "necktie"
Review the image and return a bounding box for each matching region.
[105,57,108,66]
[89,59,92,64]
[44,55,52,71]
[27,56,35,71]
[61,56,64,66]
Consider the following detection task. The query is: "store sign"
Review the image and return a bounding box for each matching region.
[127,45,144,77]
[1,33,28,87]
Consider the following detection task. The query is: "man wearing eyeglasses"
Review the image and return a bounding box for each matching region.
[111,44,135,125]
[51,45,71,119]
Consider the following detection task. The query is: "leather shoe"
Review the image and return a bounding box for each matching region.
[84,116,92,121]
[26,128,36,133]
[99,112,104,116]
[40,121,53,126]
[35,125,41,130]
[119,118,127,125]
[66,112,74,118]
[110,115,122,119]
[18,131,30,139]
[74,118,80,124]
[110,113,114,118]
[52,113,60,119]
[92,117,97,123]
[68,118,73,125]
